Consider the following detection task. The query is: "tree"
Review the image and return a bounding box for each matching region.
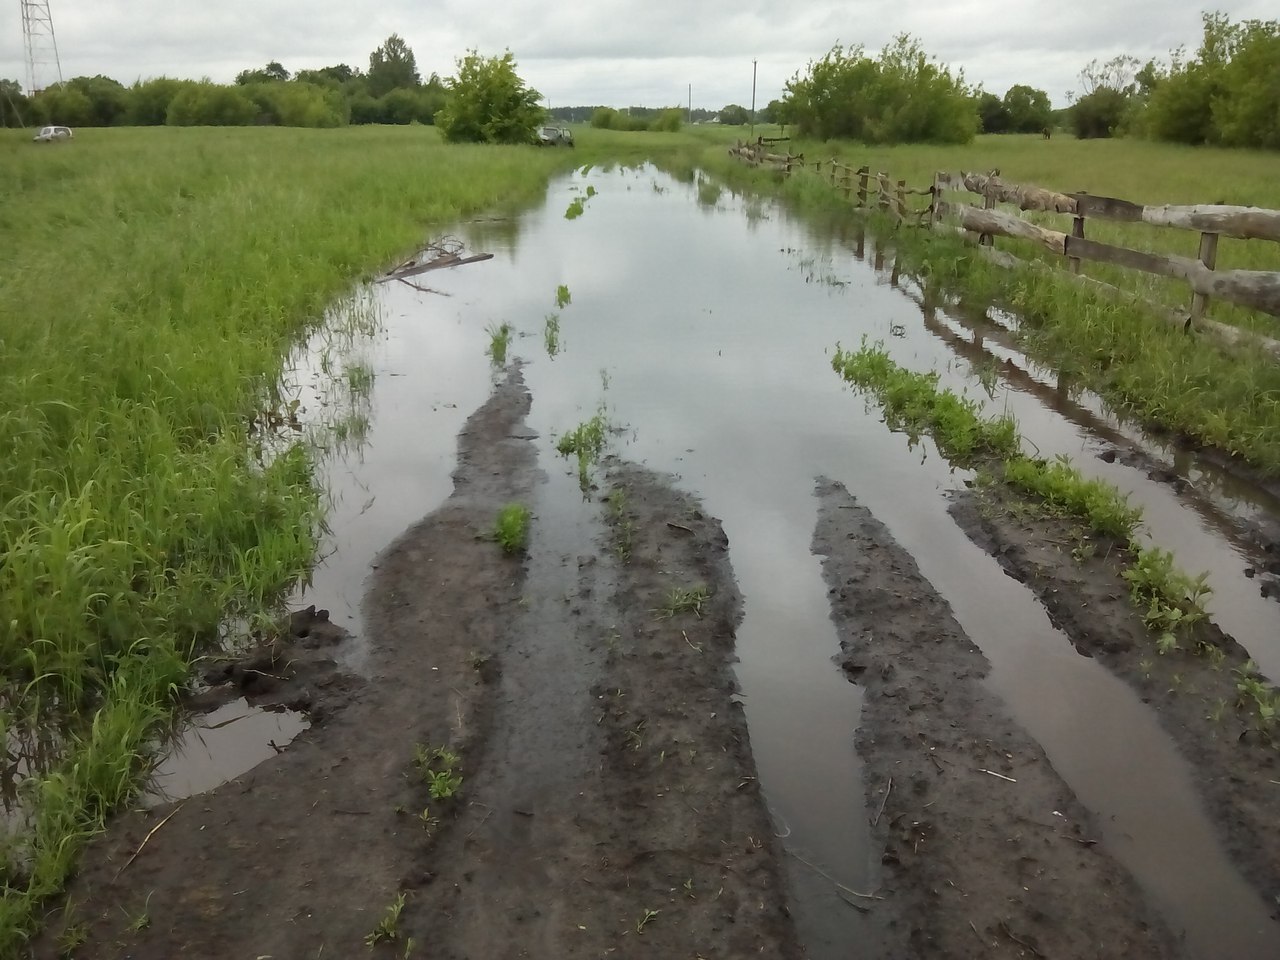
[1002,84,1051,133]
[784,36,976,144]
[126,77,191,125]
[236,61,290,85]
[760,98,791,125]
[976,91,1009,133]
[64,75,130,126]
[166,83,257,126]
[435,50,543,144]
[33,84,94,126]
[368,34,421,97]
[1,78,32,127]
[719,103,749,125]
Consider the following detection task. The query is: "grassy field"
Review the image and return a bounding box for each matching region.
[685,127,1280,474]
[0,123,709,949]
[3,120,1278,947]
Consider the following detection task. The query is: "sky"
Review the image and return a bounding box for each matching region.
[3,1,1275,109]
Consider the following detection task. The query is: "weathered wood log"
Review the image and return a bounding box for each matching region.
[938,172,1077,213]
[1140,204,1280,243]
[1067,236,1280,316]
[945,203,1067,255]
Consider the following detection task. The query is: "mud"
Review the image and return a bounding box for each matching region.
[812,477,1180,958]
[949,482,1280,914]
[32,368,797,959]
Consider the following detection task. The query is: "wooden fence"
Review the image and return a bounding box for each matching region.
[729,139,1280,360]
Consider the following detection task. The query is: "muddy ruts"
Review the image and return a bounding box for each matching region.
[812,477,1178,959]
[950,484,1280,915]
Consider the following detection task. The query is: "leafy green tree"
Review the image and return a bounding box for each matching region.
[759,98,791,125]
[784,36,975,144]
[1070,87,1128,138]
[33,84,94,126]
[166,83,257,125]
[719,103,749,125]
[127,77,191,125]
[368,34,421,97]
[1,78,33,126]
[236,61,290,85]
[976,91,1009,133]
[1002,84,1051,133]
[435,50,543,144]
[61,75,130,126]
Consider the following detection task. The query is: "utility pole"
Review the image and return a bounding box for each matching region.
[750,59,758,140]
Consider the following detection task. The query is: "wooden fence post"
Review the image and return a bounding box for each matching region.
[1188,231,1220,324]
[857,166,869,208]
[981,189,996,247]
[896,179,907,218]
[1070,213,1086,274]
[931,172,942,228]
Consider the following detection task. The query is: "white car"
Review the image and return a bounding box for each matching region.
[33,125,74,143]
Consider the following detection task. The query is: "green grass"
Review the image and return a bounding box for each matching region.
[492,503,532,554]
[0,124,648,951]
[543,313,561,357]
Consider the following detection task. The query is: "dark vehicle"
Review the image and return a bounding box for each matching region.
[536,125,574,147]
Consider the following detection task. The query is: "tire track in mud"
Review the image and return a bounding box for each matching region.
[950,483,1280,925]
[403,458,801,958]
[812,477,1179,959]
[35,366,801,958]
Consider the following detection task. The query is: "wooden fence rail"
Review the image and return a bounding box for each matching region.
[727,141,1280,360]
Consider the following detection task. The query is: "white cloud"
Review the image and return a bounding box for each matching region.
[3,0,1275,107]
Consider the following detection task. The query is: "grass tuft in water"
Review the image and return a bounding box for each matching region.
[486,322,514,365]
[556,411,610,491]
[544,314,561,357]
[492,503,532,554]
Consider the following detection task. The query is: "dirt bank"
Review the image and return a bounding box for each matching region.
[949,482,1280,914]
[33,367,798,959]
[812,477,1179,959]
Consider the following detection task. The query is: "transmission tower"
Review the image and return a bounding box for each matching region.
[21,0,64,94]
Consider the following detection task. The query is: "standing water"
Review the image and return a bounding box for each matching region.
[186,164,1278,957]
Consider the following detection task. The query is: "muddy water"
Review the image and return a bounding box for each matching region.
[176,166,1278,955]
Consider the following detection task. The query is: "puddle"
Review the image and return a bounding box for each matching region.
[226,164,1278,955]
[145,699,308,804]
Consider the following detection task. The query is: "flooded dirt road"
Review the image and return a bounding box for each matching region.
[38,165,1280,958]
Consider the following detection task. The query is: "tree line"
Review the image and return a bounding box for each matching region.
[5,35,466,131]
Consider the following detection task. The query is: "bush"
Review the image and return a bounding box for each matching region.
[1070,87,1129,138]
[648,108,683,132]
[784,35,976,144]
[435,49,542,144]
[166,83,257,126]
[127,78,192,126]
[590,107,648,131]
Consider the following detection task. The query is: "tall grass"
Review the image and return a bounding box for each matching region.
[0,124,620,949]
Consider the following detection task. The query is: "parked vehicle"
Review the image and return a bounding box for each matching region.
[536,125,574,147]
[33,125,74,143]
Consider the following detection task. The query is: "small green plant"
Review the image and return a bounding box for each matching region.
[428,769,463,800]
[413,743,464,801]
[493,503,532,554]
[418,807,440,832]
[585,184,597,198]
[607,487,634,561]
[555,284,572,308]
[365,892,407,946]
[544,313,561,357]
[657,585,711,619]
[557,411,610,491]
[564,197,586,219]
[486,322,514,365]
[123,892,153,933]
[346,361,375,395]
[635,908,660,934]
[58,920,89,957]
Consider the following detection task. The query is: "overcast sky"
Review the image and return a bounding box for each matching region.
[4,1,1275,109]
